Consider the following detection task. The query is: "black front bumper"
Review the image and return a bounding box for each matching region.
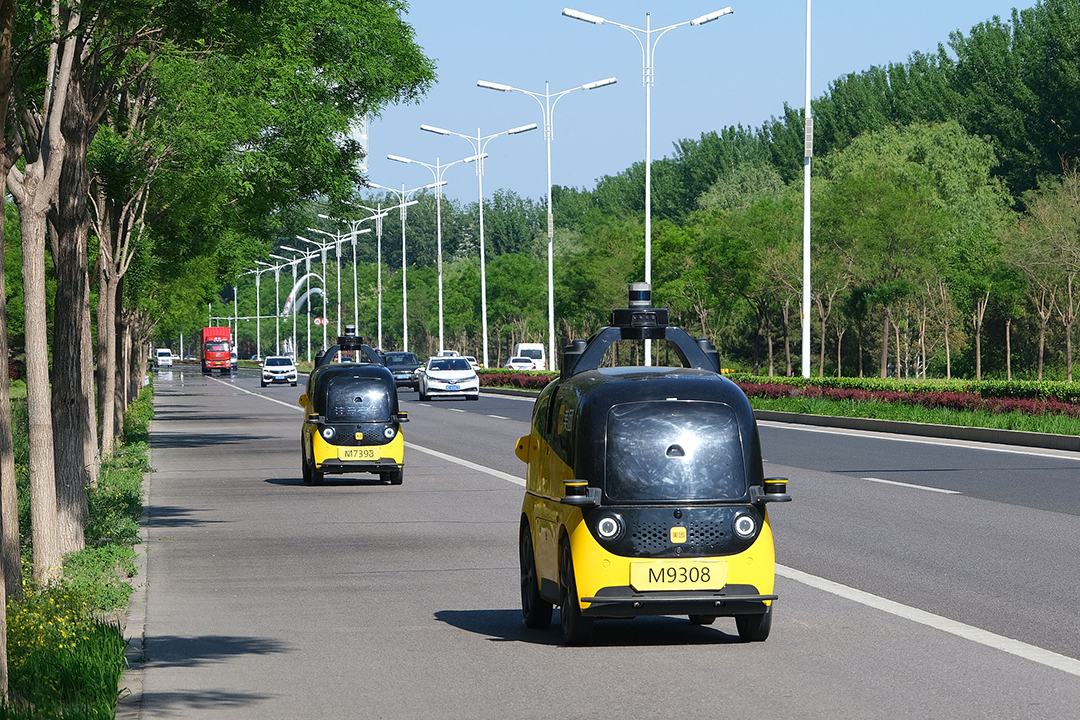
[580,584,775,618]
[317,458,402,475]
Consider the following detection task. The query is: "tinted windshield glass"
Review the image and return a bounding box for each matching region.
[266,357,292,367]
[386,353,418,366]
[520,349,542,360]
[605,401,746,502]
[430,358,471,372]
[206,342,229,352]
[324,378,390,423]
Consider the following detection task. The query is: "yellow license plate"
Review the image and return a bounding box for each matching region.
[338,446,381,461]
[630,560,727,592]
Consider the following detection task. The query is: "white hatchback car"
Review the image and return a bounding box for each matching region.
[419,356,479,401]
[261,355,298,387]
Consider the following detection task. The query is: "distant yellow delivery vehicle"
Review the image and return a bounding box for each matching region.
[299,327,408,485]
[515,285,791,645]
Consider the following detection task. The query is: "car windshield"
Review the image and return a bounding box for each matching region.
[520,349,542,360]
[206,342,229,352]
[265,357,293,367]
[386,353,419,366]
[323,378,391,423]
[510,357,529,363]
[156,350,170,357]
[604,401,746,502]
[429,358,471,372]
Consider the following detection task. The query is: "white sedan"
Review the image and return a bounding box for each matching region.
[261,355,298,387]
[418,357,480,401]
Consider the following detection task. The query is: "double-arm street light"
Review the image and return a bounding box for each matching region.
[281,245,323,362]
[297,235,334,352]
[366,181,447,353]
[387,151,485,353]
[563,6,733,365]
[349,200,419,350]
[314,215,373,334]
[420,121,538,368]
[477,76,617,372]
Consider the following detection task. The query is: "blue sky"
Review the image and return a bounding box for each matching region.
[361,0,1027,205]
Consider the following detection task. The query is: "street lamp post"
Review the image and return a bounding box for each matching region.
[281,245,323,362]
[315,216,373,335]
[802,0,812,379]
[563,6,733,365]
[298,235,333,351]
[477,77,616,371]
[387,151,484,353]
[365,181,446,353]
[420,122,538,368]
[350,201,418,350]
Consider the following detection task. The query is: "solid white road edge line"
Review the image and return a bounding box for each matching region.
[234,375,1080,678]
[862,477,962,495]
[775,564,1080,678]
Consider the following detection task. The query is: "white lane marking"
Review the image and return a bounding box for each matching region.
[862,477,962,495]
[776,564,1080,678]
[405,443,524,486]
[219,381,1080,677]
[213,377,302,411]
[758,420,1080,461]
[488,415,509,420]
[449,408,466,413]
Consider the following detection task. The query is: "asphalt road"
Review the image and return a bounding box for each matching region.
[123,366,1080,718]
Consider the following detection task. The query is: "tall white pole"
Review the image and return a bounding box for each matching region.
[335,236,342,338]
[274,267,281,354]
[320,245,328,351]
[377,207,383,350]
[401,184,409,352]
[644,12,654,366]
[476,131,490,368]
[544,84,556,372]
[802,0,812,378]
[436,161,446,352]
[255,273,262,358]
[352,226,359,332]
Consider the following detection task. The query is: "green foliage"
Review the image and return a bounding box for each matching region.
[5,587,126,720]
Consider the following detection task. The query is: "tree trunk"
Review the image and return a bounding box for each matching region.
[1005,318,1012,381]
[880,308,890,378]
[0,0,21,616]
[972,290,990,382]
[50,62,98,553]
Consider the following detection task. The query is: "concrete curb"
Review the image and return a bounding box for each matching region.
[116,445,151,719]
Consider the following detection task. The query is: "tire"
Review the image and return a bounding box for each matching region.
[291,382,297,387]
[468,394,479,401]
[559,536,593,645]
[520,526,553,629]
[382,468,403,485]
[689,615,716,626]
[301,440,312,485]
[311,461,324,485]
[735,604,773,642]
[419,389,429,401]
[261,381,267,388]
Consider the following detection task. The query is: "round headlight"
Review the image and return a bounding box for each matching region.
[733,514,757,539]
[383,426,396,439]
[596,515,622,540]
[320,427,335,440]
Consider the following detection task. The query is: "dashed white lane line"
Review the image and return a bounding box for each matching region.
[862,477,962,495]
[488,415,509,420]
[776,564,1080,678]
[235,376,1080,679]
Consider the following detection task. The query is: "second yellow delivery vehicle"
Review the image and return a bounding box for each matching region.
[516,285,791,645]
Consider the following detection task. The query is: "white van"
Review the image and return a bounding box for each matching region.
[512,343,546,371]
[154,348,174,368]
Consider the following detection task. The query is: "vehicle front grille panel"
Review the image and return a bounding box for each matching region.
[588,506,761,559]
[324,423,393,446]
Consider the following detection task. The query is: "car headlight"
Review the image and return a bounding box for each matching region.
[596,514,623,540]
[383,426,396,440]
[733,514,757,539]
[320,426,335,441]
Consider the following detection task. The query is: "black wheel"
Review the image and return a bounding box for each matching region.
[735,604,773,642]
[261,381,267,388]
[689,615,716,625]
[419,390,429,401]
[559,536,593,645]
[301,440,312,485]
[520,525,553,629]
[311,461,324,485]
[382,468,403,485]
[291,382,297,387]
[468,394,479,401]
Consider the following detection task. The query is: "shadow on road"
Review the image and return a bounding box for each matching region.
[150,432,264,450]
[145,505,227,528]
[134,690,277,713]
[434,609,744,646]
[142,633,293,669]
[264,477,393,487]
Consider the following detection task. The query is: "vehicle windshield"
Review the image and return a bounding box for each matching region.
[429,358,471,372]
[265,357,293,367]
[604,401,746,502]
[206,342,229,352]
[156,350,171,357]
[323,378,391,423]
[385,353,419,366]
[520,349,542,360]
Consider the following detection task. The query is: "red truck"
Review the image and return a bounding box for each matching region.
[202,327,233,375]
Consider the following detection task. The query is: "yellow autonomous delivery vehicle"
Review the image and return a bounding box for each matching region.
[516,285,791,645]
[299,327,408,485]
